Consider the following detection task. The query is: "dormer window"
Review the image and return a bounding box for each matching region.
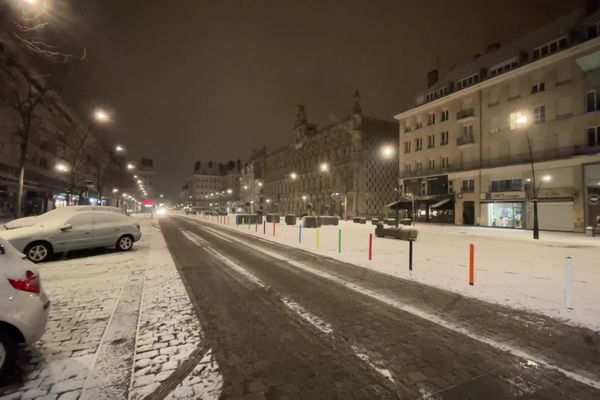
[456,73,480,90]
[489,56,519,76]
[532,36,567,60]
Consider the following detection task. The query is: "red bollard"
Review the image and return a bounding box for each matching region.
[469,243,475,286]
[368,233,373,261]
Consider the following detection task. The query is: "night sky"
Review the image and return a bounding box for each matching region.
[51,0,583,197]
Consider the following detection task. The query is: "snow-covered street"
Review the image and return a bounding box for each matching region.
[0,215,222,400]
[189,214,600,331]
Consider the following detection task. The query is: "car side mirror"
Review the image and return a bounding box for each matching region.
[60,223,73,232]
[0,245,5,255]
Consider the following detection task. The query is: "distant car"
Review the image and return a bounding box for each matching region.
[4,206,125,230]
[0,211,142,263]
[0,237,50,377]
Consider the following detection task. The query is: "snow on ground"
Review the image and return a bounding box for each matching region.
[187,214,600,331]
[0,214,222,400]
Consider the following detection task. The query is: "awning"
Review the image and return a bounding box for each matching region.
[385,199,412,209]
[431,198,451,208]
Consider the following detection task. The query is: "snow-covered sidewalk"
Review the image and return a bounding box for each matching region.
[0,215,222,400]
[188,214,600,331]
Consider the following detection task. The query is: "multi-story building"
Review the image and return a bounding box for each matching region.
[394,7,600,232]
[131,158,157,199]
[184,160,241,212]
[240,147,267,213]
[262,93,399,218]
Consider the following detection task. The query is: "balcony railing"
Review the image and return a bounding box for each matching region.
[399,144,600,179]
[456,134,475,146]
[456,108,475,120]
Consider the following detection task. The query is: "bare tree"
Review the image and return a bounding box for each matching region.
[2,60,48,217]
[60,125,94,205]
[90,143,118,202]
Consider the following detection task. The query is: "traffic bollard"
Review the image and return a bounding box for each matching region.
[469,243,475,286]
[565,256,573,309]
[338,228,342,253]
[368,233,373,261]
[409,240,413,271]
[299,224,302,243]
[316,227,320,248]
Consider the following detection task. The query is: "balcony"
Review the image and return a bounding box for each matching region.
[456,108,475,120]
[398,144,600,179]
[456,134,475,146]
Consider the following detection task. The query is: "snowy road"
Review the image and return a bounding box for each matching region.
[162,215,600,399]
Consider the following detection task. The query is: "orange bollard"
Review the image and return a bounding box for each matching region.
[272,222,276,237]
[469,243,475,286]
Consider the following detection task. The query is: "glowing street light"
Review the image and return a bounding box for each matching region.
[243,185,248,190]
[93,108,111,123]
[290,172,298,180]
[257,181,263,187]
[112,188,119,193]
[127,163,135,170]
[319,162,329,172]
[115,145,125,152]
[542,175,552,182]
[227,188,233,194]
[380,144,395,159]
[54,162,69,173]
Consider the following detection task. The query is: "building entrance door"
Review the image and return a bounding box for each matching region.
[463,201,475,225]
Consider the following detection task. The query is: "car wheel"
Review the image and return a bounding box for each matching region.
[116,235,134,251]
[0,331,18,378]
[24,242,52,263]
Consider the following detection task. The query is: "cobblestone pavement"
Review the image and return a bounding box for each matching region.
[161,215,600,399]
[0,217,222,400]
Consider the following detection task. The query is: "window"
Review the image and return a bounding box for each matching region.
[439,86,449,97]
[415,138,423,151]
[489,56,519,76]
[532,36,567,60]
[428,159,435,170]
[415,115,423,129]
[425,90,438,102]
[427,135,436,148]
[440,131,449,145]
[427,112,436,125]
[404,163,412,173]
[588,126,600,147]
[531,82,545,94]
[533,105,546,124]
[441,110,449,121]
[462,124,474,137]
[457,73,480,90]
[68,213,95,226]
[491,179,522,192]
[461,179,475,193]
[441,157,449,168]
[416,162,422,172]
[404,141,412,153]
[586,90,600,112]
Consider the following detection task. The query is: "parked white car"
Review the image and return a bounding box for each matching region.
[0,237,50,377]
[3,206,125,230]
[0,211,142,263]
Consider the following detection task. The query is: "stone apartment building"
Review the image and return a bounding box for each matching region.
[183,160,241,212]
[261,94,399,218]
[240,147,267,213]
[394,7,600,232]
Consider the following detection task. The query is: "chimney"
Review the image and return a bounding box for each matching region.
[426,69,439,88]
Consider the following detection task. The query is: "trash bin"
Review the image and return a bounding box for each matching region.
[585,226,594,237]
[285,214,297,225]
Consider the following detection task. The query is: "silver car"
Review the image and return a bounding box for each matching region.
[0,211,142,262]
[3,206,125,230]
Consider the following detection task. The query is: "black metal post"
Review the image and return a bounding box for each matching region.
[526,132,540,240]
[395,186,400,228]
[409,240,413,271]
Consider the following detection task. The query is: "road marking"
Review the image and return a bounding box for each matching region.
[351,344,395,383]
[182,230,207,246]
[204,246,266,288]
[193,223,600,391]
[280,297,333,335]
[201,226,234,243]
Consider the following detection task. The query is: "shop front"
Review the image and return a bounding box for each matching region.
[480,191,526,229]
[584,163,600,230]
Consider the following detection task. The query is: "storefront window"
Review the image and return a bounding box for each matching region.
[488,202,523,228]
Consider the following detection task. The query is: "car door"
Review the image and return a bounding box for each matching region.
[56,213,96,251]
[93,212,124,247]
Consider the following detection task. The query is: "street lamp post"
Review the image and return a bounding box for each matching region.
[379,144,399,227]
[516,113,540,240]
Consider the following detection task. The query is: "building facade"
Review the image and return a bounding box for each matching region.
[183,160,241,212]
[262,95,399,218]
[240,147,267,213]
[394,8,600,232]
